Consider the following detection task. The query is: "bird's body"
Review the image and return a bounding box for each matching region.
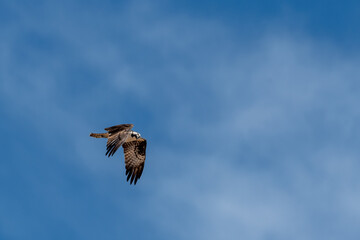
[90,124,147,185]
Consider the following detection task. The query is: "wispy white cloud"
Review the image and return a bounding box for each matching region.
[1,1,360,240]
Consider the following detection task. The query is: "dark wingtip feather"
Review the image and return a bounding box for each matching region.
[105,143,117,157]
[127,171,132,181]
[105,148,112,157]
[130,174,136,184]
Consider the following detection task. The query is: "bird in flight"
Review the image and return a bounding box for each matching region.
[90,124,147,185]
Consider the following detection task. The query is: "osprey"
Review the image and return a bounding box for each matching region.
[90,124,147,185]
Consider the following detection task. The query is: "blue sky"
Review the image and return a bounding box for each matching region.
[1,1,360,239]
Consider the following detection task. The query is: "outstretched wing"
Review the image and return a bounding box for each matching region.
[122,138,147,185]
[105,124,134,157]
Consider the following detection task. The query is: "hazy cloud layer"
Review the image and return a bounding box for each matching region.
[1,1,360,240]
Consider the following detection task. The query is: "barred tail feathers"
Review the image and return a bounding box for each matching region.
[90,133,109,138]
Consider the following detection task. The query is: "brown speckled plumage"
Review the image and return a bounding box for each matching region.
[123,138,147,185]
[90,124,147,185]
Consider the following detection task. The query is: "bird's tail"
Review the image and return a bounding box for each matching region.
[89,133,109,138]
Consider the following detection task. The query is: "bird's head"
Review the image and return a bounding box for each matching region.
[131,132,141,139]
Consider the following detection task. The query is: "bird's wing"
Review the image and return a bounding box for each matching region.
[105,124,134,157]
[122,138,147,185]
